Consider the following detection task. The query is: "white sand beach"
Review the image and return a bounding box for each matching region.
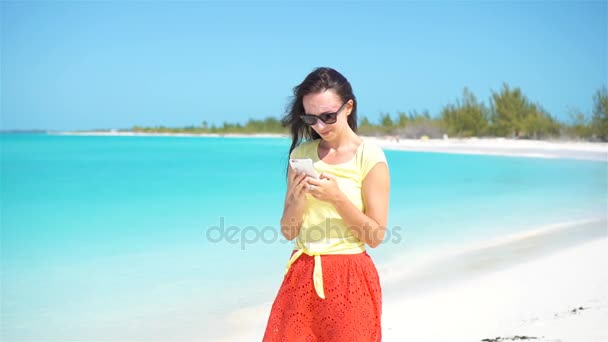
[366,136,608,162]
[380,219,608,342]
[382,239,608,342]
[218,219,607,342]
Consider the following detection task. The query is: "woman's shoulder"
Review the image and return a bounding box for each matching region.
[358,138,388,177]
[360,138,386,158]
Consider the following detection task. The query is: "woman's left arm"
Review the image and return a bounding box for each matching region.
[307,162,390,247]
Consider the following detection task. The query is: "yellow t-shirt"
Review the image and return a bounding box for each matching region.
[285,138,388,298]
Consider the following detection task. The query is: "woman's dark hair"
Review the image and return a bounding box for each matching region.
[281,67,357,176]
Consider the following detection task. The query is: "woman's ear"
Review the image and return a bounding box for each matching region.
[346,99,354,116]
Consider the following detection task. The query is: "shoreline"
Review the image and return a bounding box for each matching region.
[215,217,607,341]
[379,217,607,297]
[49,131,608,161]
[49,131,290,138]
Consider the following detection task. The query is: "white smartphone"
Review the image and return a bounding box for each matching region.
[289,158,319,179]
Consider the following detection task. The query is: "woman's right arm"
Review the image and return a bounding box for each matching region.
[280,167,309,240]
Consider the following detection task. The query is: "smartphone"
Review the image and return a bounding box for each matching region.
[289,158,319,179]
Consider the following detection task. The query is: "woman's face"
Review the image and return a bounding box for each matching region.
[302,90,352,141]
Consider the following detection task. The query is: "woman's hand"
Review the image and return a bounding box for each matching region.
[285,171,309,209]
[281,170,310,240]
[306,172,345,205]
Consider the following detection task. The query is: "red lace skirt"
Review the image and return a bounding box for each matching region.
[263,251,382,341]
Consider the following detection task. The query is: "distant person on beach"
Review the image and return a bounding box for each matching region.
[263,67,390,341]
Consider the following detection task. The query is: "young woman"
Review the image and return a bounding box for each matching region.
[263,67,390,341]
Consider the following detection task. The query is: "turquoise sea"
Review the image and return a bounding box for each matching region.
[1,134,606,340]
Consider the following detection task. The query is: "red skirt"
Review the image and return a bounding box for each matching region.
[263,251,382,342]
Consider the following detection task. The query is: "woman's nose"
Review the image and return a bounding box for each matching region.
[313,120,327,129]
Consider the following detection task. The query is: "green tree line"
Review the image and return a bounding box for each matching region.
[133,117,286,134]
[132,84,608,141]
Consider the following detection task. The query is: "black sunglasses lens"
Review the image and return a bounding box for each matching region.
[301,116,318,125]
[301,111,339,125]
[321,113,337,124]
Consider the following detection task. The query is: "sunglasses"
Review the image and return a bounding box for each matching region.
[299,101,349,126]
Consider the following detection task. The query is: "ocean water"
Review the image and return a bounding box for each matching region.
[1,133,606,340]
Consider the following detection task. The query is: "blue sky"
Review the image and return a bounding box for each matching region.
[1,1,606,131]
